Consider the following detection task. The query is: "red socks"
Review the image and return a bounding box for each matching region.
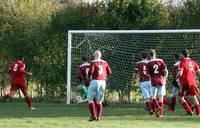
[182,101,192,113]
[163,98,169,106]
[89,103,96,117]
[171,97,176,110]
[159,102,163,115]
[145,101,153,112]
[25,96,32,109]
[152,99,160,109]
[96,104,103,118]
[194,105,200,115]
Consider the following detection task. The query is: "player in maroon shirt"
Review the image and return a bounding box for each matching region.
[3,54,34,110]
[133,52,153,114]
[146,49,168,118]
[88,50,112,121]
[176,49,200,115]
[76,56,90,101]
[168,54,181,112]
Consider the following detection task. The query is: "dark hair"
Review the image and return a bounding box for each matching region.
[141,52,148,59]
[174,54,181,61]
[149,49,156,57]
[81,56,87,62]
[182,49,191,58]
[18,54,24,61]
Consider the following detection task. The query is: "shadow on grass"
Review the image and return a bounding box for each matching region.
[0,102,199,123]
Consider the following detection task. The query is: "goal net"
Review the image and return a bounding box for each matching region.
[67,30,200,104]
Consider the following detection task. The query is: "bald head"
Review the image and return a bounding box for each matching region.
[93,50,102,60]
[149,49,156,59]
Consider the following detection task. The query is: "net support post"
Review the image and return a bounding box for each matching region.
[66,31,72,105]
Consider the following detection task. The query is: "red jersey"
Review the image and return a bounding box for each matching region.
[90,59,112,80]
[9,60,30,83]
[146,58,167,87]
[77,63,91,86]
[135,60,150,82]
[179,58,200,86]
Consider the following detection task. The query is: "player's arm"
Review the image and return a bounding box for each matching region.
[20,65,32,75]
[106,63,112,77]
[164,68,168,79]
[176,68,183,80]
[194,62,200,77]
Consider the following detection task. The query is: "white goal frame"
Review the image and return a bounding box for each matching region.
[67,29,200,104]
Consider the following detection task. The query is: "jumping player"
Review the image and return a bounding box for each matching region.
[88,50,112,121]
[146,49,168,118]
[133,52,153,114]
[176,49,200,115]
[4,54,34,110]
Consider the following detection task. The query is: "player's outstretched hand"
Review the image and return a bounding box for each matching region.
[28,72,33,76]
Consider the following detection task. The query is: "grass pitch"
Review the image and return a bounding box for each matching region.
[0,102,199,128]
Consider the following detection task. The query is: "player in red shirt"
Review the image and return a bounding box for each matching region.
[176,49,200,115]
[88,50,112,121]
[3,54,34,110]
[146,49,168,118]
[76,56,90,102]
[133,52,153,114]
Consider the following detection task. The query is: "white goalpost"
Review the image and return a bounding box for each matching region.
[67,29,200,104]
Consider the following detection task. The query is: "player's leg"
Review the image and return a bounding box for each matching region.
[150,86,160,114]
[189,85,200,115]
[169,86,179,113]
[179,86,193,115]
[96,80,106,121]
[20,83,33,110]
[157,85,166,117]
[3,83,18,101]
[140,81,153,114]
[88,80,97,121]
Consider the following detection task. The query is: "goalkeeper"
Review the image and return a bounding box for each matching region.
[76,56,90,101]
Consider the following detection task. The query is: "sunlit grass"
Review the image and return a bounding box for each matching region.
[0,101,199,128]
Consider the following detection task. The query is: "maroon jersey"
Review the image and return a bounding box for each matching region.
[180,58,200,86]
[9,61,30,83]
[172,61,180,87]
[90,59,112,80]
[77,63,90,86]
[173,61,180,77]
[146,58,167,87]
[135,60,150,82]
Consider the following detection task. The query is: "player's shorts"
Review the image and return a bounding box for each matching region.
[172,80,180,96]
[140,81,151,99]
[179,84,199,97]
[88,80,106,102]
[11,81,28,96]
[151,85,166,97]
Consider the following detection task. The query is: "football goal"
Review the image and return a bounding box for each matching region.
[67,29,200,104]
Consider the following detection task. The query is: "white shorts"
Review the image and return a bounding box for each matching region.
[172,80,180,96]
[172,86,179,97]
[151,85,166,97]
[140,81,151,99]
[88,80,106,102]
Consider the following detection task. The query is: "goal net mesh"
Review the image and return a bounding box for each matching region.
[69,31,200,103]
